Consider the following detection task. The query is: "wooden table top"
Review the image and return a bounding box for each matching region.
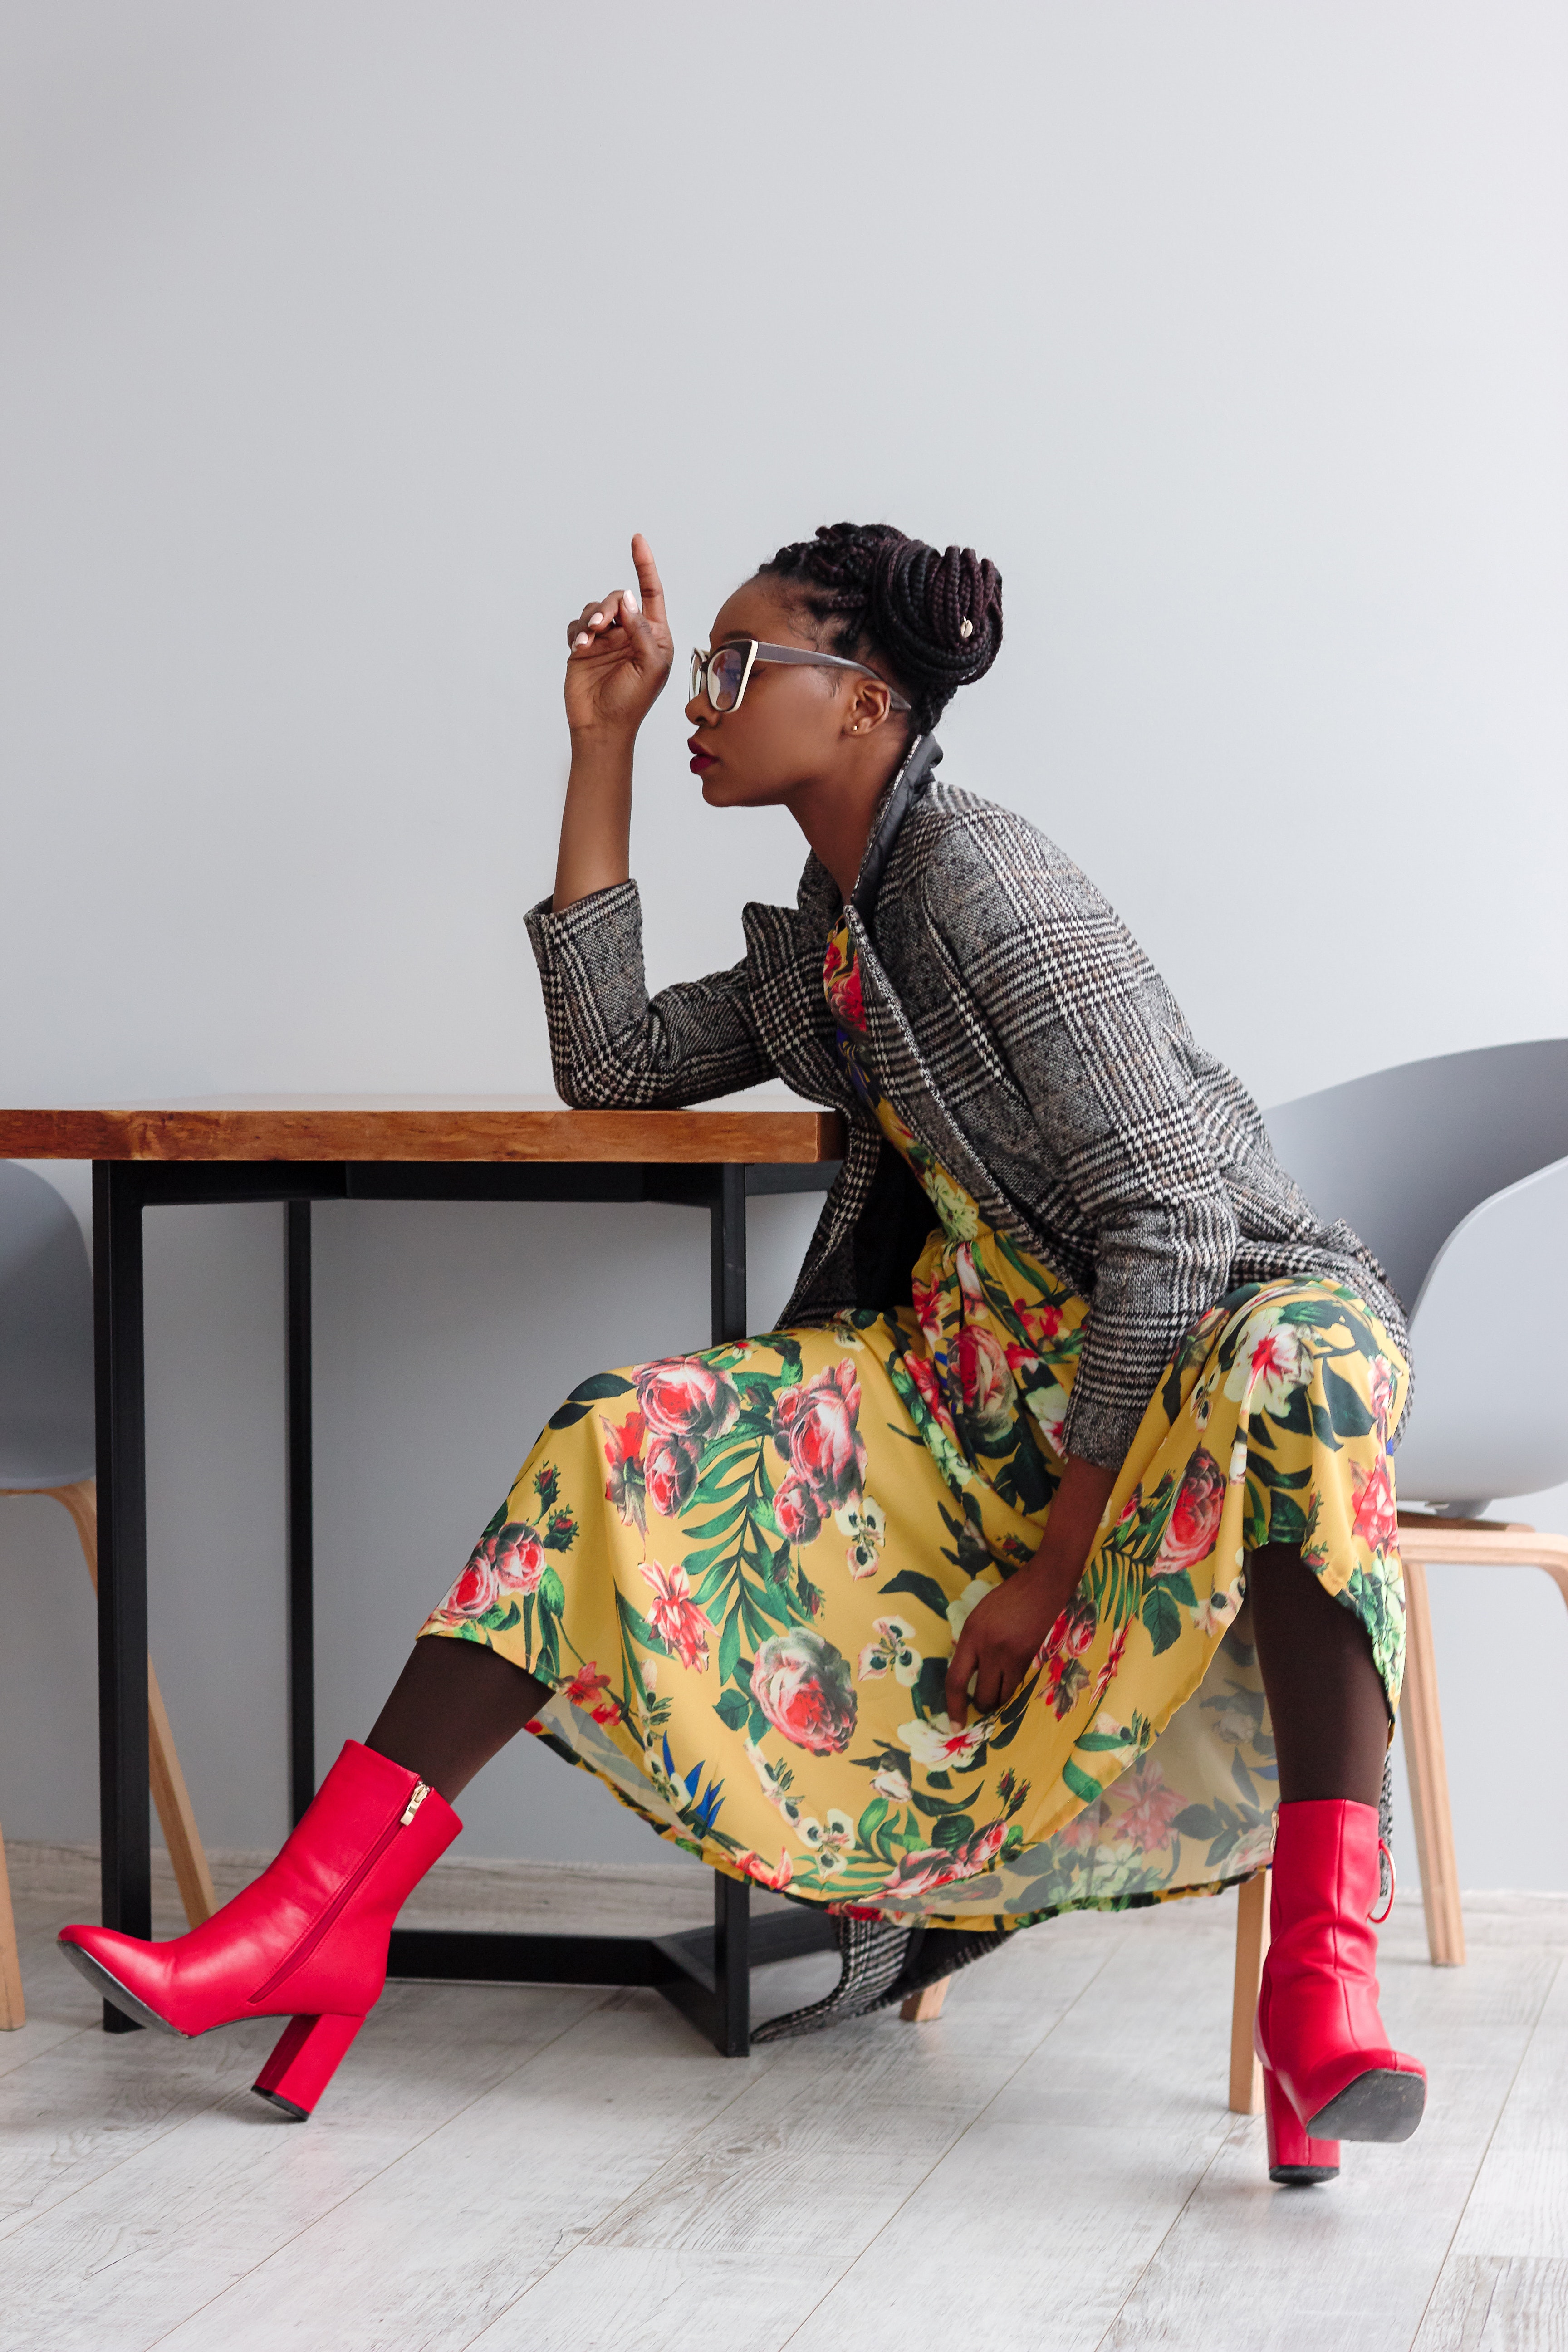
[0,1096,847,1166]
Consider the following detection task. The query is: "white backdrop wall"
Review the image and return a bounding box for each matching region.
[2,5,1565,1884]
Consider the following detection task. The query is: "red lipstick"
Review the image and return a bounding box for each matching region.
[688,735,717,774]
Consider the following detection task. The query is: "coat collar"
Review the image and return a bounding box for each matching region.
[849,734,942,921]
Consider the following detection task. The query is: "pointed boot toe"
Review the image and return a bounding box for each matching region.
[56,1740,460,2113]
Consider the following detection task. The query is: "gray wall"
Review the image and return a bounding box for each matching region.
[2,4,1565,1883]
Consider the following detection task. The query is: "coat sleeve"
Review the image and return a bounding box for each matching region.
[921,818,1240,1470]
[525,882,775,1108]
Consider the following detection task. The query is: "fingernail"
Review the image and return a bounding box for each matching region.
[589,612,603,627]
[573,633,589,648]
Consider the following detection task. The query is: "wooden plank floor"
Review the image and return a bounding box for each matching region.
[1,1849,1565,2352]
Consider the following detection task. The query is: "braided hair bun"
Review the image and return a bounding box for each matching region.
[759,522,1003,735]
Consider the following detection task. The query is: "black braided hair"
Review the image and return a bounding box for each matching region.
[758,522,1003,735]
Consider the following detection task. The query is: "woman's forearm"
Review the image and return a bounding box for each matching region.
[552,729,636,911]
[1035,1454,1121,1581]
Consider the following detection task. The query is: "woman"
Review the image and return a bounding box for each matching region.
[62,523,1424,2185]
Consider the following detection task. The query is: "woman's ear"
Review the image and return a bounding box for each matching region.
[845,677,896,736]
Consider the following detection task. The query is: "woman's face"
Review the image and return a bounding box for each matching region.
[685,577,906,808]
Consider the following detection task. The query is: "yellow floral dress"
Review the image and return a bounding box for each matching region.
[422,916,1409,1931]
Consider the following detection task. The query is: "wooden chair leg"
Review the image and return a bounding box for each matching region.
[1229,1868,1270,2113]
[900,1976,952,2022]
[0,1818,24,2030]
[50,1479,218,1929]
[1398,1556,1465,1966]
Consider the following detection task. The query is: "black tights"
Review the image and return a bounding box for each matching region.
[368,1544,1390,1811]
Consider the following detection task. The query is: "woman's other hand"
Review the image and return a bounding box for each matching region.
[564,534,673,739]
[944,1455,1121,1725]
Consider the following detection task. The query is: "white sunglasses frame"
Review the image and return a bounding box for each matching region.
[690,638,912,715]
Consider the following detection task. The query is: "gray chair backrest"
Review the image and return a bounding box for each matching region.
[1264,1039,1568,1313]
[0,1162,95,1490]
[1392,1154,1568,1509]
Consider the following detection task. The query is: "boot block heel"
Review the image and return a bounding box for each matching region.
[1263,2064,1340,2187]
[253,2012,364,2120]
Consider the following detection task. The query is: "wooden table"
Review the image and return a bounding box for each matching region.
[0,1099,846,2053]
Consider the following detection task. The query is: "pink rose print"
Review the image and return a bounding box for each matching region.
[775,1361,867,1509]
[1351,1452,1398,1555]
[444,1544,499,1620]
[1152,1448,1227,1577]
[774,1474,824,1546]
[751,1629,858,1755]
[956,1820,1008,1875]
[640,1558,713,1673]
[879,1846,964,1900]
[1040,1594,1098,1663]
[494,1523,546,1595]
[603,1409,647,1534]
[646,1434,700,1520]
[636,1360,741,1444]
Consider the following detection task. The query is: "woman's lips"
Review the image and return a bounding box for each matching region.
[688,736,717,774]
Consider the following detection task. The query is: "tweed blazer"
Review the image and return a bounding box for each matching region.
[524,741,1407,1469]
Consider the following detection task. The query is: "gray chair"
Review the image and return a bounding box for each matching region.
[0,1162,214,2026]
[1224,1044,1568,2108]
[1264,1041,1568,1967]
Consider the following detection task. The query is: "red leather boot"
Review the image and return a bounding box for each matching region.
[1254,1797,1426,2186]
[58,1740,460,2119]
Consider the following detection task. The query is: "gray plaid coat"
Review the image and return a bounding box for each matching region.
[525,741,1406,1469]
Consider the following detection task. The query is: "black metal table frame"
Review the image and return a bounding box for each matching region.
[93,1153,841,2056]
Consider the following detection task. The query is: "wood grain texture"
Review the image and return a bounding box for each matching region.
[1105,1931,1559,2351]
[47,1480,217,1930]
[1229,1868,1269,2112]
[1412,2255,1568,2350]
[0,1867,1563,2351]
[0,1827,21,2032]
[1402,1555,1468,1967]
[0,1098,846,1165]
[899,1977,951,2022]
[1439,1953,1568,2265]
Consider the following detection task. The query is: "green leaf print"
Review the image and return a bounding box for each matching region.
[713,1687,750,1731]
[931,1813,975,1851]
[539,1566,566,1615]
[1141,1584,1182,1656]
[911,1655,950,1721]
[1063,1758,1102,1806]
[1265,1493,1309,1548]
[718,1601,742,1687]
[547,1372,636,1430]
[857,1797,890,1844]
[1321,1362,1377,1438]
[881,1567,954,1622]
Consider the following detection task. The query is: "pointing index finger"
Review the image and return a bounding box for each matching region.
[630,533,667,629]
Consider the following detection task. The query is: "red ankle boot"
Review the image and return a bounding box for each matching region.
[59,1741,460,2119]
[1254,1797,1426,2186]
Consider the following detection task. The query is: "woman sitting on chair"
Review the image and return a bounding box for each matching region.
[62,523,1424,2185]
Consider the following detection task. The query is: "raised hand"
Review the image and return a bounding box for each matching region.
[563,534,674,739]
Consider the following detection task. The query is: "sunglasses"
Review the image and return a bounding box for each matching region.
[690,638,911,715]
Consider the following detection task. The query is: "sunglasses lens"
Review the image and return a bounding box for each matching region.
[710,647,747,710]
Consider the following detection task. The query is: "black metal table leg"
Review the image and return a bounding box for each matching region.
[709,1162,747,1347]
[706,1165,751,2048]
[93,1163,150,2031]
[285,1200,315,1824]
